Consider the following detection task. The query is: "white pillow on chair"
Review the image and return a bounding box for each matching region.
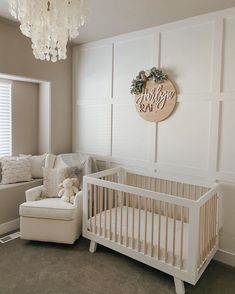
[20,154,47,178]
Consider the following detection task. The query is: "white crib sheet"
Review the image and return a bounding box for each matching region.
[89,206,188,267]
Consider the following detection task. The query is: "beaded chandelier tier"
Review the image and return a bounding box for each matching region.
[9,0,88,62]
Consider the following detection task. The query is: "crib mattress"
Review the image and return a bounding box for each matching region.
[88,206,188,267]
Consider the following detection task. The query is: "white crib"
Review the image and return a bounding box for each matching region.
[82,167,220,294]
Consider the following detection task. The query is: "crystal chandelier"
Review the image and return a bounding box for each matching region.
[9,0,88,62]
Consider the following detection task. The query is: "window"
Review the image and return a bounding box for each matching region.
[0,81,12,156]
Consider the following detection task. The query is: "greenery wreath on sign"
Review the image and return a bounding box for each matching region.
[130,67,168,95]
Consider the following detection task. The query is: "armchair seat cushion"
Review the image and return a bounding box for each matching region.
[20,198,77,221]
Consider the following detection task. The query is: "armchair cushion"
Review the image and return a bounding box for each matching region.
[26,185,43,202]
[74,190,83,207]
[20,198,77,221]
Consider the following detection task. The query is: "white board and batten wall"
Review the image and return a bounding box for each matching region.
[72,7,235,266]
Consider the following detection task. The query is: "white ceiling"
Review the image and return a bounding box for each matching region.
[0,0,235,44]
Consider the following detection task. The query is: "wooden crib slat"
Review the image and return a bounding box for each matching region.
[109,175,114,240]
[164,179,167,193]
[157,201,162,260]
[150,199,154,257]
[204,202,208,258]
[172,204,176,266]
[99,186,102,236]
[193,185,196,200]
[204,201,207,260]
[109,187,112,240]
[199,186,203,200]
[201,204,205,263]
[114,189,118,242]
[126,193,129,247]
[154,177,158,193]
[207,200,210,256]
[94,185,97,235]
[211,196,214,246]
[198,205,202,267]
[210,196,214,248]
[207,199,211,253]
[130,174,134,249]
[89,184,93,232]
[213,195,217,244]
[202,203,206,261]
[120,192,123,245]
[200,204,203,264]
[215,195,218,243]
[212,196,215,246]
[165,202,168,263]
[143,175,146,190]
[180,206,184,269]
[104,185,107,238]
[144,197,147,255]
[132,193,135,250]
[169,181,172,218]
[138,196,141,252]
[207,200,211,255]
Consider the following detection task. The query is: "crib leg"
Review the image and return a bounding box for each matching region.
[89,240,97,253]
[174,277,185,294]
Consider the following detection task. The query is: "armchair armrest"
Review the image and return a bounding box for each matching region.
[74,190,83,207]
[25,185,43,202]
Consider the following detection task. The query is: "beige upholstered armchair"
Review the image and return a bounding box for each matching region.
[19,153,97,244]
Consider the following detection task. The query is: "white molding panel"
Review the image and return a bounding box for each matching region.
[157,101,211,170]
[74,104,110,156]
[73,7,235,181]
[73,7,235,266]
[113,35,156,99]
[160,22,214,95]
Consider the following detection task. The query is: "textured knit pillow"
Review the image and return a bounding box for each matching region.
[1,158,32,184]
[20,154,47,178]
[42,167,79,198]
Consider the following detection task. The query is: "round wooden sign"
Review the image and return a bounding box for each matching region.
[135,79,177,122]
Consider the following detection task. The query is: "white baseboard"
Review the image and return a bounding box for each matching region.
[214,249,235,268]
[0,218,20,236]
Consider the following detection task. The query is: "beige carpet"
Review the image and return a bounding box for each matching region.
[0,237,235,294]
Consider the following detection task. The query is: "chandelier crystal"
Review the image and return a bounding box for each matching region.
[9,0,88,62]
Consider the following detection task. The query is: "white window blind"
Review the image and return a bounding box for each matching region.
[0,81,12,157]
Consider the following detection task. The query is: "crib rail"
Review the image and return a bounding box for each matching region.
[83,167,220,284]
[198,194,218,269]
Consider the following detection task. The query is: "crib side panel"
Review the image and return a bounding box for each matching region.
[84,178,190,271]
[198,193,218,270]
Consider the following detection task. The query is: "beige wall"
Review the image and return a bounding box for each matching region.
[11,81,39,155]
[0,19,72,154]
[0,181,42,230]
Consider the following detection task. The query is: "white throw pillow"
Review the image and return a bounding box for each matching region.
[20,154,47,178]
[45,154,56,168]
[42,167,79,198]
[1,157,32,184]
